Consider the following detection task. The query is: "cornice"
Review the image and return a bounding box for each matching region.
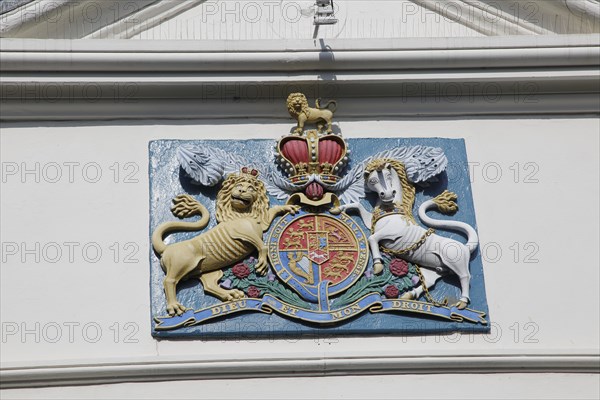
[1,35,599,121]
[1,352,599,389]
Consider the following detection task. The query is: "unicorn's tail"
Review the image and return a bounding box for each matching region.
[417,191,479,254]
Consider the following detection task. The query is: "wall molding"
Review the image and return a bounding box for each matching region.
[1,35,599,69]
[1,35,599,120]
[1,353,599,389]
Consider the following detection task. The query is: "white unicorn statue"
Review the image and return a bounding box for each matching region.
[327,147,479,309]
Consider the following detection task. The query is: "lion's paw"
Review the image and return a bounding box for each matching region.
[167,302,188,316]
[255,258,269,275]
[284,205,301,215]
[224,289,245,301]
[256,266,268,276]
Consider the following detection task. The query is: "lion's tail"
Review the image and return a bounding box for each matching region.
[316,98,337,113]
[418,191,479,254]
[151,195,210,255]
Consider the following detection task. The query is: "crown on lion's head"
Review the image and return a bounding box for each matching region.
[215,167,270,225]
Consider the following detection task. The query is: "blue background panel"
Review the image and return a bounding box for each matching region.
[149,138,490,338]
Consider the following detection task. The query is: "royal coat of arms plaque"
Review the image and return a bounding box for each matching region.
[150,94,489,338]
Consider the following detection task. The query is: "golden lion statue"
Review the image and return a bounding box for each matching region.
[152,169,299,316]
[287,93,337,134]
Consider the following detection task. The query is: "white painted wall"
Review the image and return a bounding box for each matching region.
[1,116,599,397]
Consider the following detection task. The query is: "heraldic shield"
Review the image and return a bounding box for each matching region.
[150,93,490,337]
[268,212,369,307]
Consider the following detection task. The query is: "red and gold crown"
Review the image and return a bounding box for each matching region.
[275,130,350,200]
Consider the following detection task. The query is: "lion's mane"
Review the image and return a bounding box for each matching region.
[287,93,310,117]
[215,173,270,226]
